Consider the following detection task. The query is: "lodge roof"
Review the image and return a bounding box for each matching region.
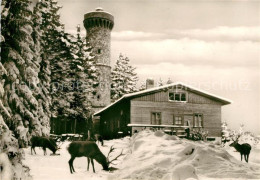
[94,82,232,116]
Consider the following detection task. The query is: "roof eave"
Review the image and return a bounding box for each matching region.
[93,82,232,115]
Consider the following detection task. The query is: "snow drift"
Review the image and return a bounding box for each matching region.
[23,130,260,180]
[112,130,260,180]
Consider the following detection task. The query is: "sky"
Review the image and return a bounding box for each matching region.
[57,0,260,134]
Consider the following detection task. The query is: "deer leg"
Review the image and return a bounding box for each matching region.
[32,147,36,155]
[240,154,243,161]
[71,158,76,172]
[87,158,90,171]
[31,147,33,155]
[69,156,76,174]
[91,159,95,173]
[43,147,46,155]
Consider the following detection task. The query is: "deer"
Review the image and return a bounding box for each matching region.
[67,141,124,174]
[30,136,60,155]
[229,135,251,163]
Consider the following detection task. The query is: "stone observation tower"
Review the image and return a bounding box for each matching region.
[84,7,114,110]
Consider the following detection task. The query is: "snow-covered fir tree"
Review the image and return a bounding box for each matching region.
[32,0,51,136]
[50,29,73,124]
[1,31,30,180]
[157,78,164,86]
[221,121,230,141]
[138,81,146,91]
[111,54,138,102]
[166,78,173,84]
[1,0,50,147]
[239,124,244,135]
[37,0,72,123]
[65,25,99,133]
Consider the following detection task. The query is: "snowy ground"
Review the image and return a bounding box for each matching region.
[23,130,260,180]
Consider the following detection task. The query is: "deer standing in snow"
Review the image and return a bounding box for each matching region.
[31,136,60,155]
[229,135,251,163]
[67,141,124,173]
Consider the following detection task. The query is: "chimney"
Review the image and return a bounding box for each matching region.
[146,78,154,89]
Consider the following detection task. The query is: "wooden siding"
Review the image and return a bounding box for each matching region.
[99,100,131,139]
[130,100,222,137]
[133,88,222,105]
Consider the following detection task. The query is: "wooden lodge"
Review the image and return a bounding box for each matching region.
[94,82,231,139]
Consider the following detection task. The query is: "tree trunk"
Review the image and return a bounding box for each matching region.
[87,130,91,140]
[74,119,77,134]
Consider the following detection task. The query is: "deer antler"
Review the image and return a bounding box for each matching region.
[106,145,115,160]
[231,133,240,142]
[107,149,125,166]
[236,134,241,142]
[56,141,64,150]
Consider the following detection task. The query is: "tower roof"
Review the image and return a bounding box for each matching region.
[84,7,114,22]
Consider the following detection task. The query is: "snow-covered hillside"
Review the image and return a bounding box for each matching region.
[23,130,260,180]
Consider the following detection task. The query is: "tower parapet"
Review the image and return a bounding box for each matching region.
[84,8,114,30]
[84,8,114,109]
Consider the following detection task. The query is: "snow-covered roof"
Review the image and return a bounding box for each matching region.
[94,82,232,116]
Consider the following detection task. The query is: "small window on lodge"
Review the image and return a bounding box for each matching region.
[151,112,161,125]
[174,116,182,125]
[97,49,102,54]
[175,93,180,101]
[169,92,186,102]
[194,114,203,127]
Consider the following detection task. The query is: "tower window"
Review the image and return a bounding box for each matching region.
[97,94,101,101]
[97,49,102,54]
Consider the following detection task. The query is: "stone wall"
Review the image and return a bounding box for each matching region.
[85,23,112,108]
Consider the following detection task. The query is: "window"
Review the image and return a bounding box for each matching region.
[151,112,161,125]
[194,114,203,127]
[181,93,186,101]
[174,115,183,125]
[97,94,101,101]
[175,93,180,101]
[97,49,102,54]
[169,92,186,102]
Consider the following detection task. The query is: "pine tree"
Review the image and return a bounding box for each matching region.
[166,78,173,84]
[32,0,51,136]
[111,54,138,102]
[0,62,30,179]
[139,81,146,91]
[0,1,33,177]
[66,25,92,133]
[37,0,72,128]
[65,25,100,134]
[1,0,50,147]
[157,78,164,86]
